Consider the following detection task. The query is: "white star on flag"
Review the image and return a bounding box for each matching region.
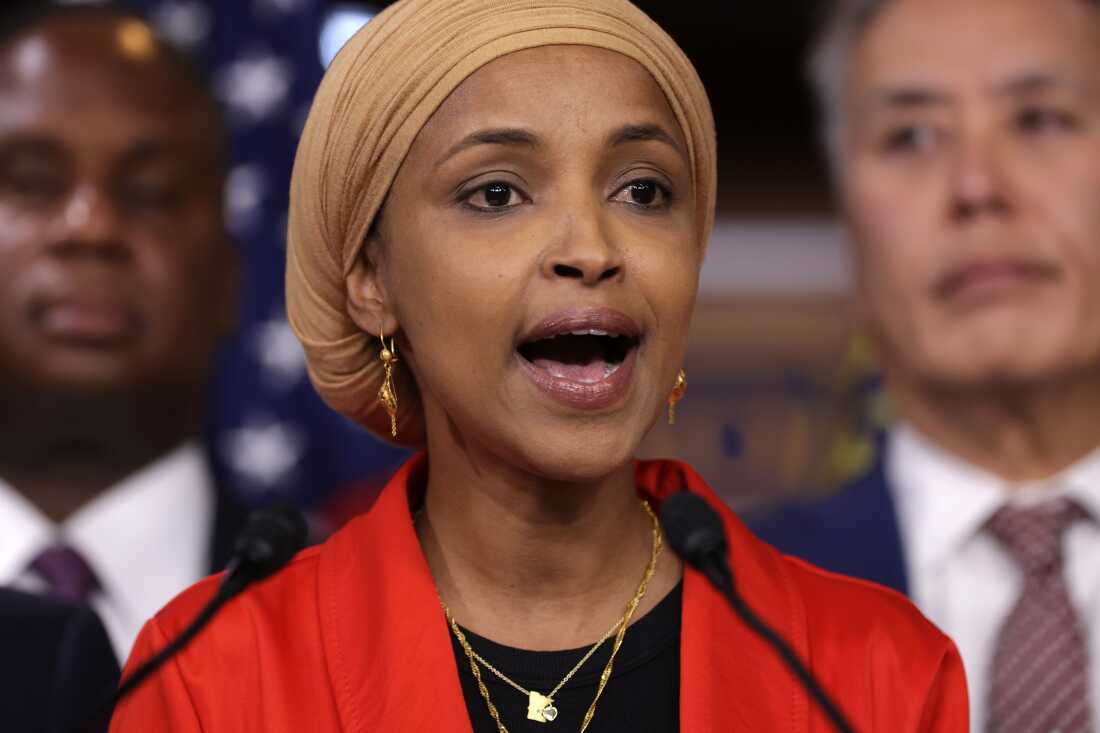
[254,0,307,17]
[149,1,212,49]
[253,317,307,390]
[222,417,307,490]
[225,163,267,236]
[217,50,294,123]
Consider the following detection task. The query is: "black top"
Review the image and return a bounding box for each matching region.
[453,582,682,733]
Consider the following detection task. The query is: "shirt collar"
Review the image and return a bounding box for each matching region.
[888,424,1100,576]
[0,478,55,584]
[1054,444,1100,518]
[887,424,1006,576]
[63,442,215,628]
[0,442,214,628]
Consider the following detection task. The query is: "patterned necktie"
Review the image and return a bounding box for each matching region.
[29,543,100,603]
[986,499,1094,733]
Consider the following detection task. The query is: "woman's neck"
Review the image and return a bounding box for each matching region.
[416,445,681,651]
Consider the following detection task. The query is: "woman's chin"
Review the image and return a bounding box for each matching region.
[512,427,641,485]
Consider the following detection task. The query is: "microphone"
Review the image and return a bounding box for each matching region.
[92,503,308,728]
[660,492,857,733]
[220,502,310,597]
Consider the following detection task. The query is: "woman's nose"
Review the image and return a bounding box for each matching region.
[541,208,624,287]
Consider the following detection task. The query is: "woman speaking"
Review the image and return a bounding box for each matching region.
[111,0,968,730]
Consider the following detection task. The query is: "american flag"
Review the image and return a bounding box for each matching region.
[122,0,408,516]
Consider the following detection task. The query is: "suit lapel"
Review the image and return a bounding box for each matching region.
[857,457,909,595]
[748,454,910,597]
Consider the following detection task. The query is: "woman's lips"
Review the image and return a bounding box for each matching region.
[517,345,638,411]
[516,307,642,411]
[522,307,641,343]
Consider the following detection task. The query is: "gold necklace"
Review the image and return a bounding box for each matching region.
[441,499,663,732]
[446,613,625,719]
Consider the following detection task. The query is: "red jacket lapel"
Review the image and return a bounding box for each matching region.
[319,454,473,732]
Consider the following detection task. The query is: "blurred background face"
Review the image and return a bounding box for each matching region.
[369,45,700,482]
[0,13,235,399]
[842,0,1100,390]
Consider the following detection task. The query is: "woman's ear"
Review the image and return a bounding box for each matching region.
[346,246,399,337]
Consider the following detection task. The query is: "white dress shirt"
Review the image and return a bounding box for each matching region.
[887,423,1100,732]
[0,442,215,661]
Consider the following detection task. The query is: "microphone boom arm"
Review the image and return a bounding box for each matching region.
[661,491,857,733]
[88,504,307,731]
[707,553,856,733]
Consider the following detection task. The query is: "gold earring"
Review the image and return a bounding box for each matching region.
[378,328,399,438]
[667,369,687,425]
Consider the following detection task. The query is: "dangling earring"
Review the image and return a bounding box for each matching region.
[667,369,687,425]
[378,328,399,438]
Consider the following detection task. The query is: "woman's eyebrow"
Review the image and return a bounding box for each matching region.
[435,127,540,169]
[607,123,684,155]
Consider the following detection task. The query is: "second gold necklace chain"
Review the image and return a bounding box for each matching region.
[446,612,625,722]
[441,498,664,732]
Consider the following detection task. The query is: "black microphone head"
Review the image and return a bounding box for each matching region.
[660,491,728,570]
[231,503,308,582]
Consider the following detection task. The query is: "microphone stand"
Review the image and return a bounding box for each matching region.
[111,563,248,704]
[661,492,857,733]
[702,554,856,733]
[82,577,240,733]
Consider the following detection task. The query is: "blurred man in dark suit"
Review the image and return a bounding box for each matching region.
[0,3,244,662]
[752,0,1100,729]
[0,587,119,733]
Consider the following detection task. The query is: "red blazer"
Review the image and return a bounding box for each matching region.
[111,456,968,731]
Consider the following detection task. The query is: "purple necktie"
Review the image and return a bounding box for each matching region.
[986,499,1094,733]
[29,544,100,603]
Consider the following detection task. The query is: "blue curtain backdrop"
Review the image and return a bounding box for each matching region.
[123,0,408,510]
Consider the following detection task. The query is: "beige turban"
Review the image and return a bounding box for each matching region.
[286,0,717,446]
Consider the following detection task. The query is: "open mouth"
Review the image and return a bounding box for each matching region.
[518,329,640,384]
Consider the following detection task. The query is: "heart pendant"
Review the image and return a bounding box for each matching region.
[542,705,558,722]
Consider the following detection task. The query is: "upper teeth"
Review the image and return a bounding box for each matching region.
[567,329,619,337]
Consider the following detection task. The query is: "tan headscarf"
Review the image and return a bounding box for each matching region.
[287,0,717,445]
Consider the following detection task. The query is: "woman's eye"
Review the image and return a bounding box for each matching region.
[465,181,524,210]
[613,179,669,208]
